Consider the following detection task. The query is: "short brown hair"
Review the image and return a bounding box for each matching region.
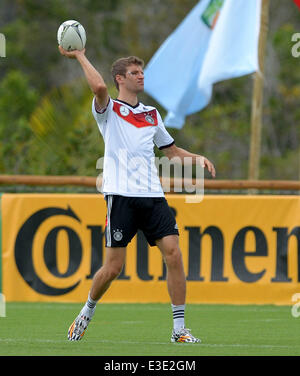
[111,56,144,90]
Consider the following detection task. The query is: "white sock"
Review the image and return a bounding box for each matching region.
[80,292,97,319]
[172,304,185,331]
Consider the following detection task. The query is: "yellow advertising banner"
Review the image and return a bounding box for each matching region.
[2,193,300,304]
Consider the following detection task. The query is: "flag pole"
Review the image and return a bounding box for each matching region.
[248,0,270,184]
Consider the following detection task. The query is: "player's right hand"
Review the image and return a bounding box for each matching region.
[58,45,85,59]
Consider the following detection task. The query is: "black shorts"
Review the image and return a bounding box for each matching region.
[104,195,179,247]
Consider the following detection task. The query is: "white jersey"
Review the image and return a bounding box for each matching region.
[92,97,174,197]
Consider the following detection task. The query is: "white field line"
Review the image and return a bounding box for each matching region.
[0,337,294,349]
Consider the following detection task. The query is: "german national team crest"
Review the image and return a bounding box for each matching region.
[145,114,155,125]
[113,229,123,241]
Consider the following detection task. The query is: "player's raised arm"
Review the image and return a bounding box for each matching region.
[58,46,109,109]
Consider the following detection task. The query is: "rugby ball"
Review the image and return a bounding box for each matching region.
[57,20,86,51]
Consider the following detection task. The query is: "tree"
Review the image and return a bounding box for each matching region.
[0,70,38,173]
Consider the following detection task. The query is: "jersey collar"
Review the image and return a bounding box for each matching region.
[115,98,140,109]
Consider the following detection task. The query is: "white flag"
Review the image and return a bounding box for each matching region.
[144,0,261,128]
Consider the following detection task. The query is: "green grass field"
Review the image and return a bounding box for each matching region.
[0,302,299,356]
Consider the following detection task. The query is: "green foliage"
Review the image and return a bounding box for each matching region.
[0,0,299,180]
[28,80,106,175]
[258,21,300,179]
[0,70,38,173]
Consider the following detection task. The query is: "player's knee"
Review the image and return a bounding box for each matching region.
[107,262,124,280]
[164,246,183,268]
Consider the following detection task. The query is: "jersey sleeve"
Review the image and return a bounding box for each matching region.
[92,96,112,134]
[153,110,175,150]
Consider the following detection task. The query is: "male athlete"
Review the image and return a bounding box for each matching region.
[59,46,216,343]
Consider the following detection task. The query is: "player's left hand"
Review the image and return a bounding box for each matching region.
[202,157,216,178]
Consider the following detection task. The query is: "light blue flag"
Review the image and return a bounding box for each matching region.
[144,0,261,128]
